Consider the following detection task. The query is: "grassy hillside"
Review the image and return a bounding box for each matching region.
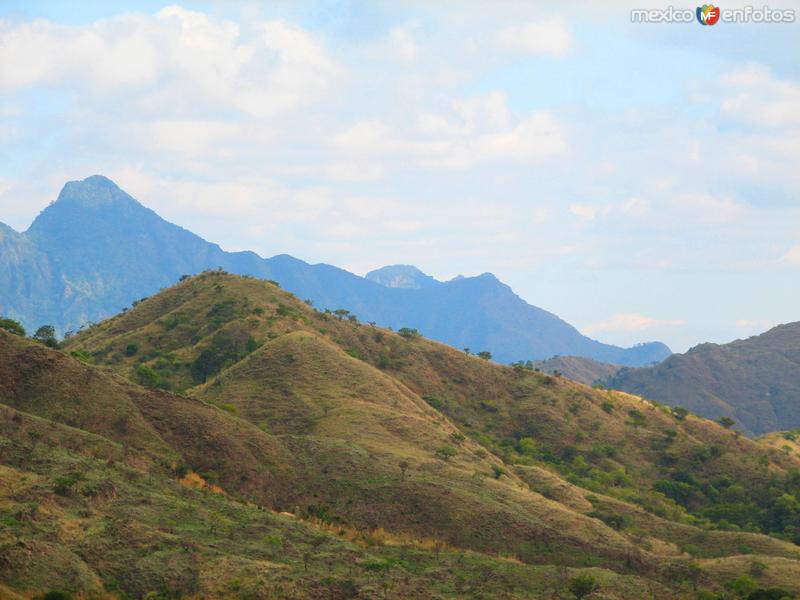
[1,330,680,599]
[4,404,676,600]
[606,323,800,435]
[3,270,796,598]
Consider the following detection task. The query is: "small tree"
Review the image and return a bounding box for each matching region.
[125,343,139,356]
[672,406,689,421]
[191,348,222,383]
[135,364,161,389]
[378,347,391,369]
[568,574,598,599]
[398,327,420,339]
[33,324,58,347]
[477,351,492,360]
[399,460,409,482]
[718,416,735,429]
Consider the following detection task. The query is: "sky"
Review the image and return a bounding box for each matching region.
[0,1,799,353]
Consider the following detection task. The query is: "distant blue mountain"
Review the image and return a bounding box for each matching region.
[0,175,671,366]
[366,265,439,289]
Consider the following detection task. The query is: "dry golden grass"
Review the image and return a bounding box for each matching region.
[178,470,225,494]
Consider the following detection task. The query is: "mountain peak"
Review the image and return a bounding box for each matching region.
[365,264,439,289]
[54,174,138,209]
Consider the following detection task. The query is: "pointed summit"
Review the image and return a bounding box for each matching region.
[53,174,138,209]
[365,264,439,289]
[26,175,150,242]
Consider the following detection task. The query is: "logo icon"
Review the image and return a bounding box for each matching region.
[697,4,721,25]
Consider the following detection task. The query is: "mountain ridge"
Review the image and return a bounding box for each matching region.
[0,175,671,366]
[606,322,800,435]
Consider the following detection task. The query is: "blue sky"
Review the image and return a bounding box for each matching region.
[1,1,799,352]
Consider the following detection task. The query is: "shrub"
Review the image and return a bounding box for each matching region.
[423,395,444,410]
[517,437,538,457]
[727,575,756,598]
[70,350,91,363]
[191,348,223,383]
[672,406,689,421]
[125,343,139,356]
[628,408,645,424]
[746,588,794,600]
[654,479,696,508]
[568,575,598,599]
[398,327,420,339]
[588,510,627,530]
[53,472,84,496]
[435,445,457,461]
[135,365,161,389]
[477,351,492,360]
[377,347,391,369]
[0,317,25,336]
[43,592,72,600]
[601,400,614,413]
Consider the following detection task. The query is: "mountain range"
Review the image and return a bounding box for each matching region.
[3,270,799,598]
[0,175,670,366]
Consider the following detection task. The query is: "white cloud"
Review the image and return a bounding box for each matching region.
[389,27,420,64]
[334,93,566,169]
[0,8,341,119]
[1,4,799,355]
[735,319,779,330]
[720,63,800,129]
[621,197,649,218]
[672,193,747,225]
[582,314,687,335]
[779,244,800,266]
[496,17,571,57]
[568,203,608,222]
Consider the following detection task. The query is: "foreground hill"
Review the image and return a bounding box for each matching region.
[8,346,663,598]
[2,328,685,599]
[0,174,669,366]
[606,323,800,435]
[25,270,798,597]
